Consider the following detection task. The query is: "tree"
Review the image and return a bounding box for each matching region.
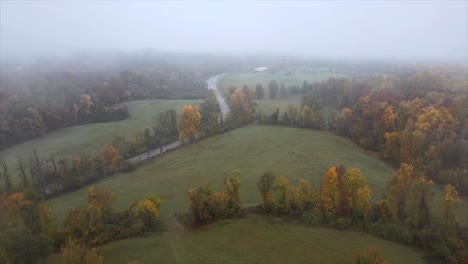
[0,159,12,193]
[279,84,288,98]
[224,173,241,216]
[343,168,372,220]
[87,186,114,228]
[257,171,275,213]
[200,92,222,134]
[136,195,161,228]
[268,80,279,99]
[386,163,433,228]
[440,184,461,233]
[255,84,264,99]
[274,176,291,214]
[98,146,122,174]
[179,105,201,143]
[18,107,47,138]
[321,166,340,217]
[228,88,255,125]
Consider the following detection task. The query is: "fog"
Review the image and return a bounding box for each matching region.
[1,1,467,61]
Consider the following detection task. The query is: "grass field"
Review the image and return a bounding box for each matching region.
[0,99,201,180]
[100,216,424,264]
[256,97,301,115]
[47,125,443,263]
[219,72,343,97]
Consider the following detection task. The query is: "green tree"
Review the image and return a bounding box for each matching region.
[255,84,264,99]
[268,80,279,99]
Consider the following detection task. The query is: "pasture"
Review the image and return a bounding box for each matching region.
[0,99,201,180]
[47,125,445,263]
[218,72,343,97]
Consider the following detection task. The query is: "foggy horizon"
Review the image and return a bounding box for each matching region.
[1,1,467,62]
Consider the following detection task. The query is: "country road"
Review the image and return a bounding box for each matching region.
[123,74,228,165]
[207,74,230,121]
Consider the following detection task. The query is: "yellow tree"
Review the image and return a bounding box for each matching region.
[344,168,372,219]
[179,105,201,143]
[136,199,159,227]
[87,186,114,228]
[321,166,340,217]
[383,106,397,130]
[441,184,461,233]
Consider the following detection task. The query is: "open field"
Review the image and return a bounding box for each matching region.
[100,216,424,264]
[46,124,460,263]
[219,72,343,97]
[0,99,201,179]
[256,97,301,115]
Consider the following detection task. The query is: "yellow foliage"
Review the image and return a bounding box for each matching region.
[321,166,339,216]
[180,104,201,142]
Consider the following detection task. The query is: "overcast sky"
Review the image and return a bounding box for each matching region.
[1,1,467,61]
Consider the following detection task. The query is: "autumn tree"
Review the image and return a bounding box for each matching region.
[440,184,461,234]
[228,88,256,125]
[386,163,433,228]
[87,186,114,228]
[98,146,122,174]
[321,166,340,217]
[18,107,47,138]
[179,105,201,143]
[136,194,161,228]
[343,168,372,220]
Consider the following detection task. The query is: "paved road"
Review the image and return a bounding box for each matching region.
[124,74,228,165]
[125,140,181,164]
[206,74,229,121]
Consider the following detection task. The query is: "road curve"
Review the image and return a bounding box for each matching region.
[123,74,228,165]
[206,74,229,121]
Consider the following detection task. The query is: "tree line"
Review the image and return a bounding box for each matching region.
[0,60,214,149]
[186,164,466,263]
[0,185,162,263]
[259,72,468,195]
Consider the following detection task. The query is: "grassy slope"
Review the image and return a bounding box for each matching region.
[101,217,424,264]
[48,125,430,263]
[0,99,201,180]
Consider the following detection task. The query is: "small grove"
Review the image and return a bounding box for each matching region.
[186,164,467,263]
[0,186,162,263]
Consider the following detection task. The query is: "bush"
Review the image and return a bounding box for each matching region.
[336,217,353,230]
[368,222,414,244]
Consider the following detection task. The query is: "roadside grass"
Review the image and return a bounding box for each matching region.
[47,124,459,263]
[0,99,201,181]
[100,216,424,264]
[219,72,343,97]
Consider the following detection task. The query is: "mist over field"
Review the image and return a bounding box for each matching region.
[1,1,468,264]
[1,1,467,62]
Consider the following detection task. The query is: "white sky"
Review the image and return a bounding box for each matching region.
[1,1,467,61]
